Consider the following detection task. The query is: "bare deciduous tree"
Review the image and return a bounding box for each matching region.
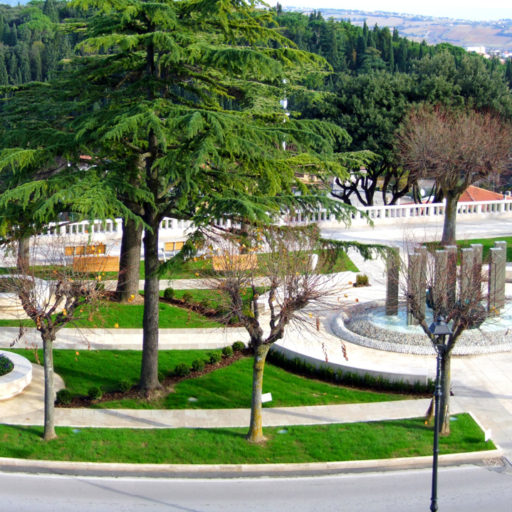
[7,241,103,440]
[397,106,512,245]
[405,246,485,435]
[209,224,344,443]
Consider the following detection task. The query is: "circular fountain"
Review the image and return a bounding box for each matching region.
[333,243,512,356]
[332,300,512,356]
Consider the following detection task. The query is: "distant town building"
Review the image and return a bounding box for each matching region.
[466,46,486,55]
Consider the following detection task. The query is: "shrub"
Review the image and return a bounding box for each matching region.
[117,379,131,393]
[173,362,190,377]
[232,341,245,352]
[163,287,175,300]
[222,346,233,358]
[0,354,13,377]
[199,298,211,310]
[182,292,193,304]
[88,386,103,400]
[208,352,222,364]
[56,389,72,405]
[355,274,369,287]
[191,359,205,372]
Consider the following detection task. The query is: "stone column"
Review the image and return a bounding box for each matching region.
[433,250,448,319]
[470,244,483,286]
[415,246,427,322]
[459,248,474,306]
[407,252,421,325]
[488,245,506,315]
[445,245,457,312]
[385,248,400,316]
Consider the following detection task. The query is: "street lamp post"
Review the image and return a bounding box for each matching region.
[428,317,452,512]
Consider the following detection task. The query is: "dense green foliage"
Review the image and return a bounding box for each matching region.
[0,0,80,85]
[274,10,512,205]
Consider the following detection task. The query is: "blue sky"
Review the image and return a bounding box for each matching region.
[274,1,512,21]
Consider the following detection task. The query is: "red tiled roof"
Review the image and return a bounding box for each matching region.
[459,185,510,202]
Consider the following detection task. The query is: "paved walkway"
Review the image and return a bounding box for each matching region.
[0,217,511,462]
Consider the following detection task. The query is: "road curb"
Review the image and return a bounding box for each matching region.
[0,448,503,479]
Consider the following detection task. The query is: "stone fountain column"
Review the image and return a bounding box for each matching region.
[385,248,400,316]
[471,244,483,286]
[407,252,421,325]
[433,250,448,319]
[445,245,457,312]
[460,248,474,305]
[488,242,506,316]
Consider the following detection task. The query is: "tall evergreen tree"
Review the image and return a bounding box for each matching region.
[2,0,352,393]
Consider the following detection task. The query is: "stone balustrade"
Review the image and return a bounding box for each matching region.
[33,198,512,244]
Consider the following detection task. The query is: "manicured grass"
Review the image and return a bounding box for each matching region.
[9,349,219,396]
[9,349,413,408]
[0,414,493,464]
[0,249,357,281]
[456,236,512,262]
[0,300,222,329]
[161,287,266,314]
[426,237,512,262]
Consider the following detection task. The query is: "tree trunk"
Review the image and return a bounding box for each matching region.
[16,237,30,273]
[116,217,143,302]
[139,221,162,392]
[246,343,271,443]
[43,335,57,441]
[439,352,451,435]
[441,193,458,246]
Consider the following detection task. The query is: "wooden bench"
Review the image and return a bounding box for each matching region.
[72,255,120,273]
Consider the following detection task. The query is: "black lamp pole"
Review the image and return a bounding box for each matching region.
[428,317,452,512]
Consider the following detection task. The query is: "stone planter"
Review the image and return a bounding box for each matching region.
[0,351,33,400]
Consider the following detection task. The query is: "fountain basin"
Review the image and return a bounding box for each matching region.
[333,301,512,356]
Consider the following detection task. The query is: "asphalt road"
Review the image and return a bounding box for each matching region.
[2,463,512,512]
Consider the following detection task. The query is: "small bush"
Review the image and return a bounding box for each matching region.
[117,379,131,393]
[199,298,211,310]
[173,362,191,377]
[222,346,233,358]
[56,389,72,405]
[0,354,13,377]
[191,359,205,372]
[208,352,222,364]
[163,287,175,300]
[88,386,103,400]
[182,292,193,304]
[232,341,245,352]
[355,274,369,287]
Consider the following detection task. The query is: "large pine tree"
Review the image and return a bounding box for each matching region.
[1,0,353,393]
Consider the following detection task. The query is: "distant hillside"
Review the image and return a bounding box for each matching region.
[1,1,30,6]
[286,7,512,52]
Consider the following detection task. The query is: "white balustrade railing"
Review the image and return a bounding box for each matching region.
[36,199,512,244]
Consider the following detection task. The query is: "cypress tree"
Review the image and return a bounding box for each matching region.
[0,55,8,86]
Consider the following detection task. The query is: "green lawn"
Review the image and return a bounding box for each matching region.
[0,300,223,329]
[0,414,493,464]
[9,349,412,408]
[456,236,512,262]
[0,249,357,281]
[9,349,217,396]
[426,237,512,262]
